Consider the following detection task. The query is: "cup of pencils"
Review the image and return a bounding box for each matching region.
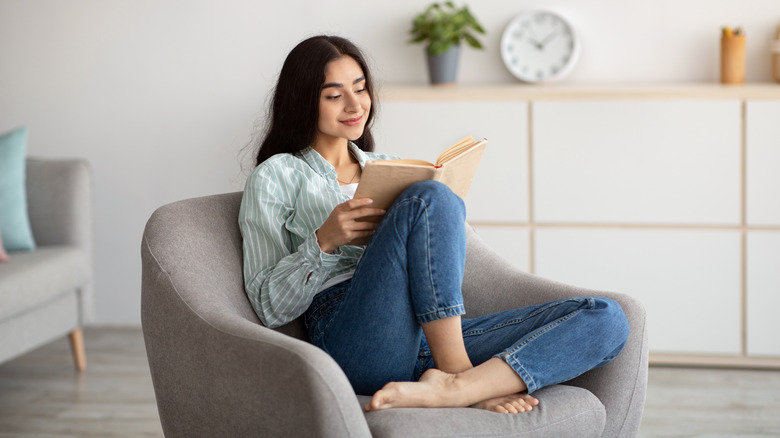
[772,23,780,83]
[720,26,746,84]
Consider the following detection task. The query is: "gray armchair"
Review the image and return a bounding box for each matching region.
[141,192,647,438]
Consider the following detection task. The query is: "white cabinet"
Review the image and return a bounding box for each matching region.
[379,85,780,366]
[745,101,780,357]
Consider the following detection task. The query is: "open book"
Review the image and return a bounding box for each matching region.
[351,136,487,244]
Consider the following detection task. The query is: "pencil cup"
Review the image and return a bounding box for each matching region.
[773,40,780,83]
[772,24,780,83]
[772,40,780,82]
[721,34,746,84]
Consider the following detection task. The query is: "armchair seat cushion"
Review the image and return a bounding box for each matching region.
[0,246,89,320]
[360,385,605,438]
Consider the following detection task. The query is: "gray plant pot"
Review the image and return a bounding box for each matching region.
[426,45,461,85]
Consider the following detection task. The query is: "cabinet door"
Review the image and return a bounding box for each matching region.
[535,227,742,355]
[746,100,780,226]
[373,101,530,223]
[533,100,741,225]
[747,231,780,356]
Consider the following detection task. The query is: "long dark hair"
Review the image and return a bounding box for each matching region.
[254,35,377,166]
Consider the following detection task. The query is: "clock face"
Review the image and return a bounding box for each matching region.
[501,11,580,83]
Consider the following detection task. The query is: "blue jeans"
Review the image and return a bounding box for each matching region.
[304,181,629,395]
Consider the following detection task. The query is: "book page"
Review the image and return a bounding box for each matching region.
[435,136,478,166]
[436,139,487,199]
[372,159,435,167]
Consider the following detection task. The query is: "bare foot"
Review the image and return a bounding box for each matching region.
[365,358,529,412]
[471,393,539,414]
[365,368,460,411]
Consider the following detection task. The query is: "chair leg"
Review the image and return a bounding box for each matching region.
[68,328,87,371]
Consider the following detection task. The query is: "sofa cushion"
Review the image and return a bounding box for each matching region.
[360,384,605,438]
[0,246,89,320]
[0,127,36,252]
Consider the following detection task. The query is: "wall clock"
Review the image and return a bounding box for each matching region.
[500,10,581,83]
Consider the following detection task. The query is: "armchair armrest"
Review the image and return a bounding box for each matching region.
[141,205,372,438]
[462,226,648,438]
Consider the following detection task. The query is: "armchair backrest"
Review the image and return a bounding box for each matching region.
[141,192,308,340]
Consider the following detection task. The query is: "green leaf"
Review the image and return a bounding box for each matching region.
[408,1,486,51]
[463,33,483,49]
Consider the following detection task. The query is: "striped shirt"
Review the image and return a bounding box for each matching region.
[239,143,397,328]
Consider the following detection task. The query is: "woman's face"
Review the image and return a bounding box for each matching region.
[316,56,371,146]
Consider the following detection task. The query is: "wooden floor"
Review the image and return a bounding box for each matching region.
[1,328,779,437]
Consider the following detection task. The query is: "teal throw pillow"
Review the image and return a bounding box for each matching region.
[0,127,36,252]
[0,230,9,262]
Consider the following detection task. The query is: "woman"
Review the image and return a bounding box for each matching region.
[239,35,629,414]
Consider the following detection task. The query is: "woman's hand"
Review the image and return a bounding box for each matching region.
[316,198,386,253]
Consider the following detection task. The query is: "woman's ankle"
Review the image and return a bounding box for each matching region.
[435,358,473,374]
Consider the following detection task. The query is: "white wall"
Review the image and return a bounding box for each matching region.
[1,0,779,325]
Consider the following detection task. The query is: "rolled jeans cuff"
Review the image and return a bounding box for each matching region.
[497,352,539,393]
[416,303,466,324]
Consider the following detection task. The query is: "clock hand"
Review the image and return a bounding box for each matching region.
[539,31,559,48]
[528,37,543,50]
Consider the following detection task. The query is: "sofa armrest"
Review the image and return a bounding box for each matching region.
[25,158,92,248]
[462,226,648,438]
[141,236,372,438]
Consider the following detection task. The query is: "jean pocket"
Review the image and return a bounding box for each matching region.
[304,284,347,342]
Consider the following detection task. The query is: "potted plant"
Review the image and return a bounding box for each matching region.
[409,1,486,85]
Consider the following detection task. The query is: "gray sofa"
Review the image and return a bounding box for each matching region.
[142,192,648,438]
[0,158,93,370]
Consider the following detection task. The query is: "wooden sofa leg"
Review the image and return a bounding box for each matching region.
[68,328,87,371]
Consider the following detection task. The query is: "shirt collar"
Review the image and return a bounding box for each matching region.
[299,142,370,177]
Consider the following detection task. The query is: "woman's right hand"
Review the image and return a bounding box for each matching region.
[316,198,386,253]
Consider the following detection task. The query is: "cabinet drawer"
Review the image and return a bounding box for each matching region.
[747,231,780,356]
[533,100,741,225]
[746,100,780,226]
[535,227,742,355]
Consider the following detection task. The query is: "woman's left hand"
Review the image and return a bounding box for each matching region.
[316,198,385,253]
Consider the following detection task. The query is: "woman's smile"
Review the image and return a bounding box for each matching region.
[340,115,364,126]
